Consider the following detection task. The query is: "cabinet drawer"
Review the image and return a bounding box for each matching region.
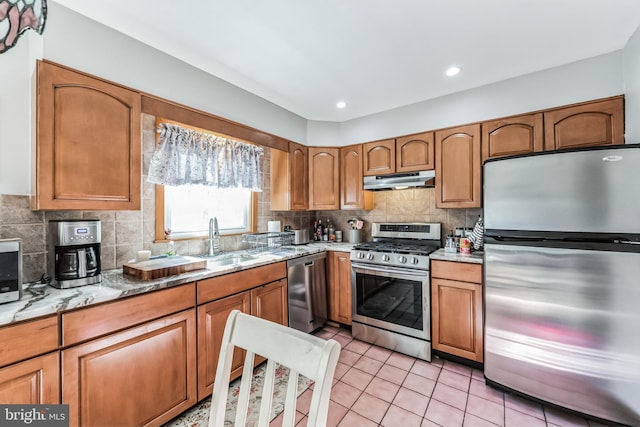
[0,316,58,367]
[62,284,195,346]
[431,260,482,283]
[197,262,286,304]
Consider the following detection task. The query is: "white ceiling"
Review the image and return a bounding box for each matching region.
[52,0,640,122]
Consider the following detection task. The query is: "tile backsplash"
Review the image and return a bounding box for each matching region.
[1,114,481,283]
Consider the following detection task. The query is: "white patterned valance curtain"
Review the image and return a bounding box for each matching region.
[147,124,263,191]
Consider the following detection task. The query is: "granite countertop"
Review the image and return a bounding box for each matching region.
[429,248,484,264]
[0,242,355,327]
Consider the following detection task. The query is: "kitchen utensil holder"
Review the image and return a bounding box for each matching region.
[242,231,294,254]
[348,229,362,243]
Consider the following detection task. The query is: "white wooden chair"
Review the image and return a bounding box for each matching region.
[208,310,341,427]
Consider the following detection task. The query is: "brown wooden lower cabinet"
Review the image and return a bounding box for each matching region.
[251,279,288,326]
[0,352,60,404]
[327,251,352,325]
[0,261,289,424]
[197,291,251,400]
[62,309,197,427]
[431,260,483,363]
[196,274,288,401]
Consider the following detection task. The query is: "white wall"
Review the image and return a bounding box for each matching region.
[623,26,640,143]
[43,4,308,143]
[0,32,41,195]
[313,52,624,146]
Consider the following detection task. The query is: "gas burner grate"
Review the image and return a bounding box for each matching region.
[353,242,439,256]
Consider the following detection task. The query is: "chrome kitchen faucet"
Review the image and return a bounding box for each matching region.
[207,217,221,256]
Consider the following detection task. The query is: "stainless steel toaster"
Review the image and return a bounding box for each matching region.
[291,229,309,245]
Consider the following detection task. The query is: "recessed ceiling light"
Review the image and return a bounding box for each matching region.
[445,66,462,77]
[336,101,347,109]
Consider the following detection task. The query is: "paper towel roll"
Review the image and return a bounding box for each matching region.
[267,221,281,232]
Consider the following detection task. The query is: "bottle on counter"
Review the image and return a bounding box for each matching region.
[316,219,324,241]
[327,218,335,241]
[445,230,457,253]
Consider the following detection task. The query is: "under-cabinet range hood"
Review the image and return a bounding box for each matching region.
[363,170,435,190]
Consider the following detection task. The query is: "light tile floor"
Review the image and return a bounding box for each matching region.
[271,326,615,427]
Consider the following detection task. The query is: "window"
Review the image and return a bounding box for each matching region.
[162,186,255,239]
[151,118,260,242]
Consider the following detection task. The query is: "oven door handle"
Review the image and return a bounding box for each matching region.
[351,262,427,277]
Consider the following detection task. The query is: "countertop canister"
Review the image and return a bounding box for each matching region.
[348,229,362,244]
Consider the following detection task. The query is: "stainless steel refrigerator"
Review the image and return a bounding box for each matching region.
[483,145,640,426]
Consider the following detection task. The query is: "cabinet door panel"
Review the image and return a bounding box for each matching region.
[36,60,141,210]
[363,139,395,176]
[396,132,435,172]
[340,144,373,210]
[544,97,624,150]
[482,113,543,161]
[290,142,309,210]
[432,278,483,362]
[62,310,196,427]
[0,352,59,404]
[435,124,481,208]
[308,147,339,210]
[197,292,250,400]
[327,251,352,325]
[251,279,288,326]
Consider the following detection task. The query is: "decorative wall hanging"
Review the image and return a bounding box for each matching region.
[0,0,47,54]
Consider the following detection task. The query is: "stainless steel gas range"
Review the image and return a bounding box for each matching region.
[350,222,441,361]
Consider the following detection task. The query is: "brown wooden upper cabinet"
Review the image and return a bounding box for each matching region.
[396,132,435,172]
[340,144,373,210]
[435,124,481,209]
[34,60,141,210]
[308,147,340,210]
[363,138,395,175]
[481,113,543,162]
[543,96,624,151]
[271,142,308,211]
[363,132,434,176]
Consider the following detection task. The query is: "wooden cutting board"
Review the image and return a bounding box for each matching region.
[123,256,207,281]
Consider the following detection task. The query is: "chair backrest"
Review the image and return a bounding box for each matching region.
[208,310,341,427]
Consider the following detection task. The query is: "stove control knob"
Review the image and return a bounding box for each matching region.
[382,254,390,262]
[357,252,365,259]
[411,257,420,265]
[367,253,375,260]
[398,255,407,264]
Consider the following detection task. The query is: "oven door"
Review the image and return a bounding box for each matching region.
[351,262,430,340]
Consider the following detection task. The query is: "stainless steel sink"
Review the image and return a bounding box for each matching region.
[200,253,258,267]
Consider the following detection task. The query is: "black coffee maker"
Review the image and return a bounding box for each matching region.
[48,220,101,288]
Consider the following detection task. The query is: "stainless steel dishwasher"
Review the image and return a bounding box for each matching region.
[287,252,327,333]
